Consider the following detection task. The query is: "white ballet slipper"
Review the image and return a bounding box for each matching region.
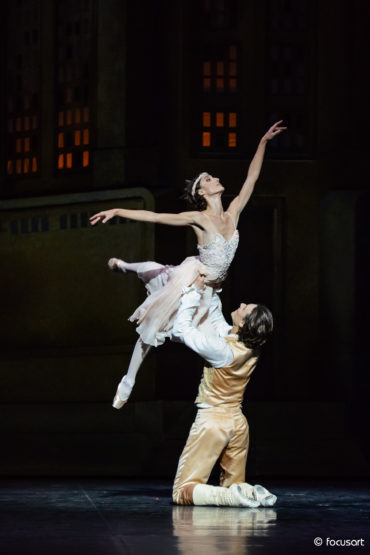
[237,482,255,499]
[108,257,127,272]
[192,483,260,508]
[112,375,134,409]
[253,484,277,507]
[238,482,277,507]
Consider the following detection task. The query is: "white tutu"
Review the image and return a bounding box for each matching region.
[129,230,239,347]
[129,257,214,346]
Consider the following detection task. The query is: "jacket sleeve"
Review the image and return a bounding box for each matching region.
[171,287,233,368]
[207,292,233,338]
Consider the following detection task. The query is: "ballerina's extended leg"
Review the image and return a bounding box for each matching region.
[108,259,174,298]
[112,338,151,409]
[110,260,173,409]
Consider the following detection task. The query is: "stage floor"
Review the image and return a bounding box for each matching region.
[0,479,369,554]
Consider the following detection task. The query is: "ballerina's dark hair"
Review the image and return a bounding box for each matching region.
[239,305,274,350]
[182,174,207,211]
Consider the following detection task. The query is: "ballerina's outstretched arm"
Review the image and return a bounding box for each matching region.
[227,120,287,224]
[90,209,203,227]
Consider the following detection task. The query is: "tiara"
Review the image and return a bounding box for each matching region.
[191,172,207,198]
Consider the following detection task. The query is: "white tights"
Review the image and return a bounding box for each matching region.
[117,338,151,400]
[111,257,160,402]
[112,256,179,403]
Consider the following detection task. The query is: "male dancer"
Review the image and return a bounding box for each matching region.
[171,277,276,508]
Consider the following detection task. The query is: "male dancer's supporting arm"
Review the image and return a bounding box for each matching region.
[206,290,233,338]
[172,285,233,368]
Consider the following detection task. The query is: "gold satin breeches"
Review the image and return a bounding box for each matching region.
[172,406,249,505]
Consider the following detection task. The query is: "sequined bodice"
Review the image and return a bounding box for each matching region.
[197,230,239,283]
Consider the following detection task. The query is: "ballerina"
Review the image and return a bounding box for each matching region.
[90,120,286,408]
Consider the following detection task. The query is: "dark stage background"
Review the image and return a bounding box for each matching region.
[0,0,369,479]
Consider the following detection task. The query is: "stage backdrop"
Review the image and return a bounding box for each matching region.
[0,188,369,478]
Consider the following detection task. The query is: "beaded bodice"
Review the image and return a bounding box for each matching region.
[197,230,239,283]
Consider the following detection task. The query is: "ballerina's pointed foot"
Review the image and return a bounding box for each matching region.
[112,375,134,409]
[108,257,127,273]
[112,389,128,409]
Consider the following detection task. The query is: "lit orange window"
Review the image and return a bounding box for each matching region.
[23,158,30,173]
[58,111,64,126]
[16,139,22,153]
[7,160,13,175]
[229,78,237,91]
[203,112,211,127]
[216,78,224,90]
[216,61,224,75]
[228,132,237,147]
[229,112,237,127]
[32,157,37,172]
[58,133,64,148]
[16,118,22,132]
[74,130,81,146]
[202,132,211,147]
[216,112,224,127]
[16,159,22,174]
[55,8,93,175]
[24,116,30,131]
[203,61,211,75]
[203,78,211,90]
[24,137,30,152]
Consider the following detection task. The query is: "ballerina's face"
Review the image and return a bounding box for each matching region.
[231,303,257,329]
[198,173,225,197]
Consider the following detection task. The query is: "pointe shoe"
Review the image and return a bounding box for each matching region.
[112,375,134,409]
[253,484,277,507]
[108,258,127,273]
[112,388,127,409]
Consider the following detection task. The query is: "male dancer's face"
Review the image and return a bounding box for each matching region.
[231,303,257,329]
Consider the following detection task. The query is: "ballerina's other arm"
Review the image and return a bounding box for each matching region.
[89,208,202,227]
[227,120,287,223]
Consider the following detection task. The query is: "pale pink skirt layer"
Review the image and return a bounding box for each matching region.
[129,256,215,347]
